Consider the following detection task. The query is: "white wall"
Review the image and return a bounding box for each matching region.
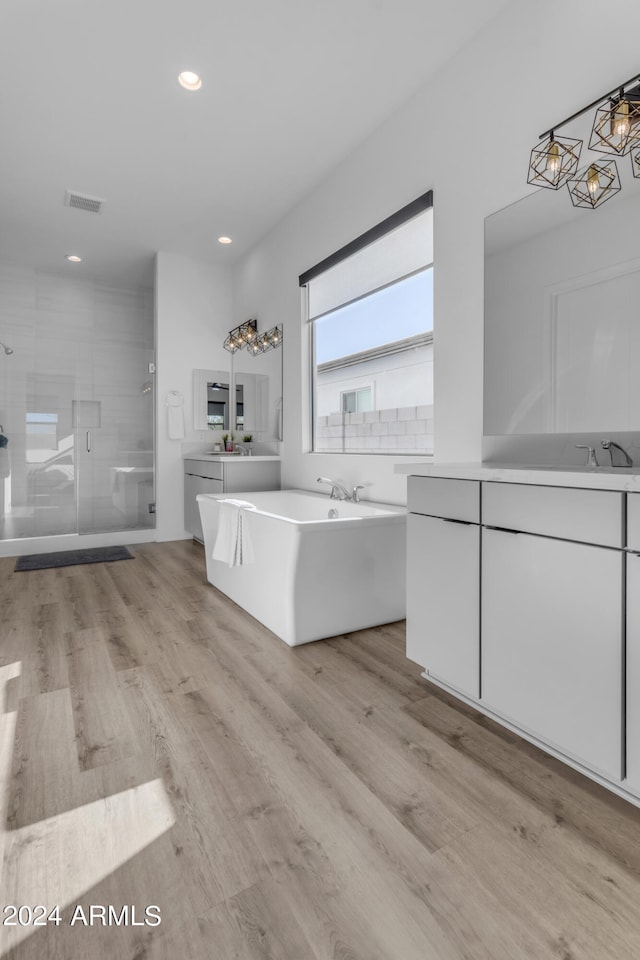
[231,0,640,505]
[155,252,232,540]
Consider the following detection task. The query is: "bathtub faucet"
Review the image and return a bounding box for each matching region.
[317,477,353,501]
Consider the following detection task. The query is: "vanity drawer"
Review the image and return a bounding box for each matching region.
[482,482,623,548]
[627,494,640,551]
[408,476,480,522]
[184,459,224,481]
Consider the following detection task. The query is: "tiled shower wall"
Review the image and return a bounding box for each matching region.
[0,264,154,538]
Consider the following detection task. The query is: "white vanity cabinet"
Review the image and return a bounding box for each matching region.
[481,482,625,780]
[406,477,480,697]
[482,526,623,780]
[401,465,636,804]
[184,457,280,541]
[625,494,640,791]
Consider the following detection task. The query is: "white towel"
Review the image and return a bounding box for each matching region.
[166,390,185,440]
[167,405,184,439]
[212,499,256,567]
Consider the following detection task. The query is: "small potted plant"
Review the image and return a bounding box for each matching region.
[243,434,253,455]
[221,433,229,452]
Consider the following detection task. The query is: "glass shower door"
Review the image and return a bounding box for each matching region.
[76,285,155,534]
[0,270,154,542]
[12,371,78,539]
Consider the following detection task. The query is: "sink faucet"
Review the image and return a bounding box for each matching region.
[575,444,599,468]
[232,442,249,456]
[317,477,353,501]
[601,439,633,467]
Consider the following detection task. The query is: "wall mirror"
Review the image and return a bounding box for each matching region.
[484,176,640,436]
[193,341,282,439]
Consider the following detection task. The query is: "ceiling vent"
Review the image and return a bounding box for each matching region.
[64,190,105,214]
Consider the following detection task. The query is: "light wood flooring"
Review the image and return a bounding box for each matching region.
[1,539,640,959]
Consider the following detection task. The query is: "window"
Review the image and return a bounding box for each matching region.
[341,387,372,413]
[301,192,433,455]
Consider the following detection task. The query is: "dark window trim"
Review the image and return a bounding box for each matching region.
[298,189,433,287]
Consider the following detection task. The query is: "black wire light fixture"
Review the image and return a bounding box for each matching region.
[527,133,582,189]
[589,89,640,155]
[223,319,258,353]
[252,325,283,355]
[567,158,621,209]
[528,71,640,209]
[223,319,283,356]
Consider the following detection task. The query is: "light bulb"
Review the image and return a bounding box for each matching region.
[546,141,560,174]
[613,100,631,138]
[587,165,600,196]
[178,71,202,91]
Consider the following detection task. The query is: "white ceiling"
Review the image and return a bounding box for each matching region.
[0,0,507,286]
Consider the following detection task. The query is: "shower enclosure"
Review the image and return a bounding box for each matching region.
[0,266,154,549]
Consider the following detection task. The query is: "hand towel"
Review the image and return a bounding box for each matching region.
[167,405,185,439]
[0,448,8,479]
[212,499,256,567]
[166,390,185,440]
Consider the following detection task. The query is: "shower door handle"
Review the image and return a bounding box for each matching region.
[86,430,91,453]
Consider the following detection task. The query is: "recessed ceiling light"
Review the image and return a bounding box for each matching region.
[65,254,82,262]
[178,71,202,91]
[218,236,232,245]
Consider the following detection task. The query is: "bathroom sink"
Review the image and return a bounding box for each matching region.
[495,464,640,475]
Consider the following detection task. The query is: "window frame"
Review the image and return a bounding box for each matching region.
[300,191,433,457]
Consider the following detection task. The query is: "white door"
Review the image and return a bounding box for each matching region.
[407,513,480,698]
[482,527,623,780]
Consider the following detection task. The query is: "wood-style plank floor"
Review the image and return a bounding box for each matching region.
[1,539,640,959]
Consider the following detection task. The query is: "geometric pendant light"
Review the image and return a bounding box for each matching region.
[528,70,640,209]
[527,133,582,189]
[589,92,640,155]
[225,319,283,356]
[567,158,621,209]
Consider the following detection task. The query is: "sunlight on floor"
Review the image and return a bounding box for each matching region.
[0,662,175,952]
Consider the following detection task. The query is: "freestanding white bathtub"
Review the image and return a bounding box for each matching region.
[197,489,407,646]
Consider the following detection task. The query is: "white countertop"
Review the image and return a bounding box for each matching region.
[183,454,281,463]
[394,461,640,492]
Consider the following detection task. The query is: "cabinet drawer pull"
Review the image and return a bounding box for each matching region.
[410,513,474,526]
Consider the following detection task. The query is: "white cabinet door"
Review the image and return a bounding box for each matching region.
[184,474,223,540]
[407,513,479,698]
[626,553,640,793]
[482,528,623,779]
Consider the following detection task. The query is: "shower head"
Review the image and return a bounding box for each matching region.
[0,341,13,355]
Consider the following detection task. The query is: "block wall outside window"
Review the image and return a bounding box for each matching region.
[315,404,434,454]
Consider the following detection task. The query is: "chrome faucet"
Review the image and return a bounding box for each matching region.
[575,444,599,468]
[317,477,353,501]
[352,485,365,503]
[601,439,633,467]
